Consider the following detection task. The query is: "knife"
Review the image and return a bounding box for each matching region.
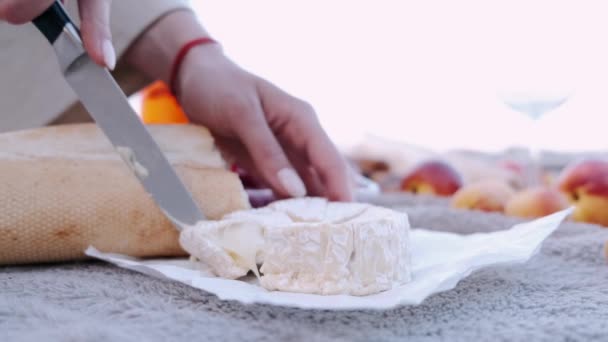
[32,1,206,231]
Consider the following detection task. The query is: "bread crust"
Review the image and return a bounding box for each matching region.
[0,124,249,264]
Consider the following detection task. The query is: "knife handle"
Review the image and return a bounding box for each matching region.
[32,1,76,44]
[32,1,84,73]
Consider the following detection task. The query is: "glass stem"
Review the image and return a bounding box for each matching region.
[527,114,543,186]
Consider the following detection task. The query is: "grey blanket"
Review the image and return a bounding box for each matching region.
[2,200,608,342]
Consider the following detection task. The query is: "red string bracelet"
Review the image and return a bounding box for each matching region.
[169,37,217,96]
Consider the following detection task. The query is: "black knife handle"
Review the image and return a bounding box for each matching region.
[32,1,75,44]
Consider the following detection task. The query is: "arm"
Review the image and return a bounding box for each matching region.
[123,9,218,85]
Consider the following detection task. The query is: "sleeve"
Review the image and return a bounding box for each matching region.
[0,0,192,132]
[109,0,192,62]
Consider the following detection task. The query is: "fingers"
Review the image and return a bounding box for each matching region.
[304,120,353,201]
[214,137,270,189]
[0,0,55,24]
[218,135,325,198]
[1,0,115,70]
[259,82,353,202]
[78,0,115,69]
[230,101,307,198]
[288,149,326,197]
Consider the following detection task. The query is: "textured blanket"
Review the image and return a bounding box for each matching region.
[2,196,608,341]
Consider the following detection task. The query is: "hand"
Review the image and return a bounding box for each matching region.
[177,48,353,201]
[0,0,116,69]
[126,10,353,201]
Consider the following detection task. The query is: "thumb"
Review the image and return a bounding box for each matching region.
[78,0,115,70]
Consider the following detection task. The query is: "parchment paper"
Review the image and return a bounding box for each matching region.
[86,208,571,310]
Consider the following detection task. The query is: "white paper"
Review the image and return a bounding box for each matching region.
[86,208,572,310]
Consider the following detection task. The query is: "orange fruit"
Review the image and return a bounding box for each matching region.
[141,81,189,124]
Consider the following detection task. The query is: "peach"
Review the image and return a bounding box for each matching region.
[450,180,515,212]
[400,160,463,196]
[558,159,608,227]
[505,187,569,218]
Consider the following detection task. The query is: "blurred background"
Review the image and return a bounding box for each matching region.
[156,0,608,154]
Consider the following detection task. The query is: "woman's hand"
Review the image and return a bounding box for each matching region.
[176,48,353,201]
[126,10,353,201]
[0,0,115,69]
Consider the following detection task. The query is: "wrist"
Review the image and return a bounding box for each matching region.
[124,9,222,84]
[169,37,219,96]
[176,40,231,96]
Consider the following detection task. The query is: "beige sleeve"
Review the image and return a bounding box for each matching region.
[0,0,191,132]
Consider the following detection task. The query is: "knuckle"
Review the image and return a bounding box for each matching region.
[256,141,284,165]
[293,99,319,122]
[224,98,254,120]
[297,99,316,115]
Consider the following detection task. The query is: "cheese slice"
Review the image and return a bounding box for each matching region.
[179,198,411,296]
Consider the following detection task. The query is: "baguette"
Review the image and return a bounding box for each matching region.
[0,124,249,264]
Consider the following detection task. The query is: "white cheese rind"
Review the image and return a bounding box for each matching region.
[179,221,251,279]
[179,198,412,296]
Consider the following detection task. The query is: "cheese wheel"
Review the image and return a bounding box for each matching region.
[181,198,411,296]
[0,124,250,264]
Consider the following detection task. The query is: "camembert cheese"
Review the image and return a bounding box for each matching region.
[179,198,411,295]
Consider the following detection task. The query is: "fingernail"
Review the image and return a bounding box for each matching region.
[277,168,307,198]
[102,39,116,70]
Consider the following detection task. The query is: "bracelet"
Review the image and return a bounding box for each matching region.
[169,37,217,96]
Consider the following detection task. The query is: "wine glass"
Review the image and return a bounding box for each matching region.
[498,89,572,186]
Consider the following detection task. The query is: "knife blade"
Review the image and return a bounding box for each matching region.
[32,1,206,230]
